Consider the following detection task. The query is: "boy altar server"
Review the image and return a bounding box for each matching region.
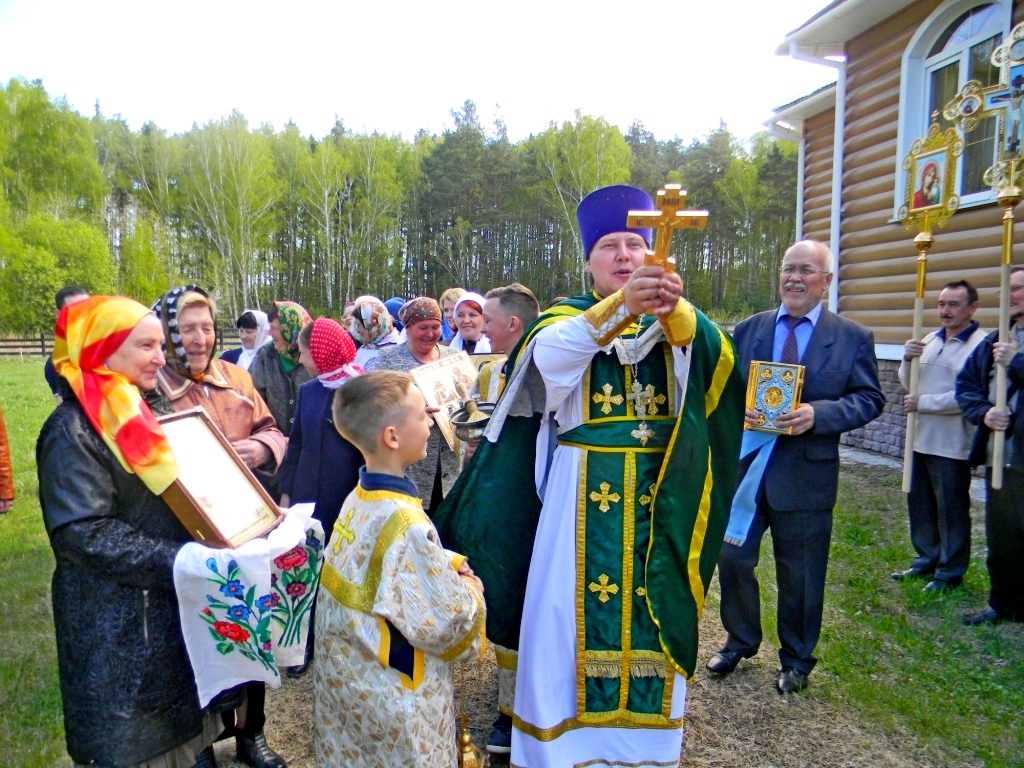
[314,370,487,767]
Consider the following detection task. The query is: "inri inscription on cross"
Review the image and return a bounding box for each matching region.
[626,184,708,273]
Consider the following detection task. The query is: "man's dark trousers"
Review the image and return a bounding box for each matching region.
[718,498,833,674]
[907,452,972,582]
[985,467,1024,620]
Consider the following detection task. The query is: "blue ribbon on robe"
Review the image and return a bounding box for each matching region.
[724,430,778,546]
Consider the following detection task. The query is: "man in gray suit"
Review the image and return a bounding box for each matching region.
[707,240,885,693]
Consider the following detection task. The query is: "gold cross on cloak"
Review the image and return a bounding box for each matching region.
[592,383,624,415]
[640,384,667,416]
[332,509,355,554]
[588,574,620,603]
[589,482,621,513]
[631,422,655,447]
[639,483,657,508]
[626,184,708,273]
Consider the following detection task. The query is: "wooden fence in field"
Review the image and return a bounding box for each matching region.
[1,329,242,357]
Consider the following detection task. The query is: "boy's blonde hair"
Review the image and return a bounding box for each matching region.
[333,370,417,454]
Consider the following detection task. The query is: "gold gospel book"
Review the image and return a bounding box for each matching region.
[745,361,805,435]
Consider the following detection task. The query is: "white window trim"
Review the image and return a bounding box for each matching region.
[894,0,1012,219]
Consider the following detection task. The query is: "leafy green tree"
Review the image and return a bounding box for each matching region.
[117,215,171,304]
[18,213,115,294]
[0,78,105,215]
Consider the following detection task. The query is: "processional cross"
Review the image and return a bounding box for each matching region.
[626,184,708,273]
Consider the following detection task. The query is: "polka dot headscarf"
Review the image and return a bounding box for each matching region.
[308,318,362,389]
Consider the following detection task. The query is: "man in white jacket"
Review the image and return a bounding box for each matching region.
[895,280,986,591]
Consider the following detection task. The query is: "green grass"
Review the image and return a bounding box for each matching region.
[0,356,68,767]
[816,462,1024,767]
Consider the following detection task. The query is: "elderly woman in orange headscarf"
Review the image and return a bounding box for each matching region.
[37,295,220,768]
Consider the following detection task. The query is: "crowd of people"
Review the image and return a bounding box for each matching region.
[1,183,1021,768]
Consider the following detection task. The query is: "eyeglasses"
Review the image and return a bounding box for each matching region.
[780,266,826,276]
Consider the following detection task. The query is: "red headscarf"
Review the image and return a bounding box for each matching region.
[308,318,362,388]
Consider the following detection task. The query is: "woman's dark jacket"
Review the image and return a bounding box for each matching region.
[278,378,362,533]
[36,383,204,767]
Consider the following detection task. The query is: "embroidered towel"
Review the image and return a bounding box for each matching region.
[173,504,325,706]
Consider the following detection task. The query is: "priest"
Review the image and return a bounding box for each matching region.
[433,185,744,767]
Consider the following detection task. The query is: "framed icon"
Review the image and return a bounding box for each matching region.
[158,407,282,548]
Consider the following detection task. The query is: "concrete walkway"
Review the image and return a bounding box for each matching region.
[839,446,985,503]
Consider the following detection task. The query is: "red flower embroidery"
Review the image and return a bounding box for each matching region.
[202,607,213,616]
[214,621,250,643]
[286,582,307,598]
[274,546,308,571]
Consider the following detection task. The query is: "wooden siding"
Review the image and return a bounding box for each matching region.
[803,110,834,244]
[820,0,1024,346]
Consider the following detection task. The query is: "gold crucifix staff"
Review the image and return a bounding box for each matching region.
[626,184,708,276]
[897,118,963,493]
[944,22,1024,486]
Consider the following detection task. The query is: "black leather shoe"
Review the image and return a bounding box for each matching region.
[194,746,217,768]
[891,567,932,582]
[923,578,961,592]
[963,607,1001,626]
[237,732,287,768]
[706,649,750,675]
[776,667,809,693]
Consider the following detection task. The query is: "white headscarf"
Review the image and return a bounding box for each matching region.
[237,309,272,371]
[449,292,491,354]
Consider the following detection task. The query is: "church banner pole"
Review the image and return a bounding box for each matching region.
[992,180,1020,489]
[897,118,962,493]
[902,230,932,493]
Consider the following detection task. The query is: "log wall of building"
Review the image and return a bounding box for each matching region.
[836,0,1024,346]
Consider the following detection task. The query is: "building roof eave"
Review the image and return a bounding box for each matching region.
[764,82,838,138]
[775,0,920,57]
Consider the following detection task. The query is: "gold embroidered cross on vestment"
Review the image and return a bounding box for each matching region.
[631,422,655,447]
[589,482,621,513]
[640,384,667,416]
[588,574,620,603]
[333,509,355,554]
[592,383,624,415]
[639,483,657,508]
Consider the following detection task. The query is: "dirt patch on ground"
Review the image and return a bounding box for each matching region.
[212,622,954,768]
[214,464,976,768]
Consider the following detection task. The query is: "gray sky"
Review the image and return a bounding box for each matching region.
[0,0,835,143]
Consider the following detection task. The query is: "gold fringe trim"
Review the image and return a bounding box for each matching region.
[583,655,668,679]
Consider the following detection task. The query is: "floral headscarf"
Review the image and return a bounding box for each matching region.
[152,285,214,380]
[273,300,312,374]
[398,297,442,329]
[307,318,363,389]
[53,296,178,494]
[351,295,397,348]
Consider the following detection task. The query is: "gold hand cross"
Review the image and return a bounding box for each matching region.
[626,184,708,273]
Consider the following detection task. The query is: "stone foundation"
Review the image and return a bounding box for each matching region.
[840,360,906,458]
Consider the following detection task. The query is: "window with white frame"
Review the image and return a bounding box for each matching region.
[898,0,1011,211]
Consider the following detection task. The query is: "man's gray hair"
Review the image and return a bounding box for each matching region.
[784,240,834,275]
